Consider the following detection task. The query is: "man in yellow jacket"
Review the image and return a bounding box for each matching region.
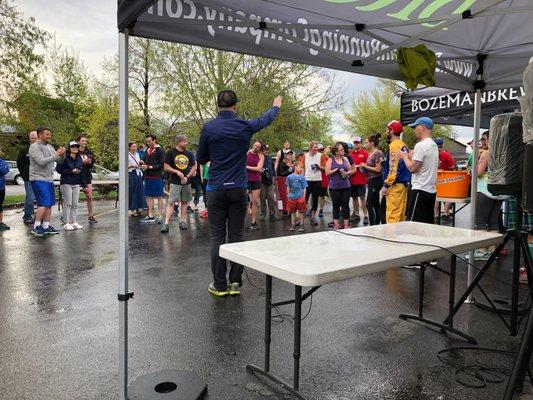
[380,120,411,223]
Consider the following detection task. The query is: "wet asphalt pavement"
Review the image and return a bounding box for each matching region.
[0,200,531,400]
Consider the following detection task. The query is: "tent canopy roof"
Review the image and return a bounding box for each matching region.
[117,0,533,91]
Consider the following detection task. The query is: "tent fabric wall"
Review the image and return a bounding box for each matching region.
[401,86,524,128]
[118,0,533,91]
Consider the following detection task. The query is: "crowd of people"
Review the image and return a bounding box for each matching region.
[2,89,532,293]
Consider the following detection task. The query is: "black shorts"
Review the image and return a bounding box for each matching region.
[407,189,436,224]
[351,184,366,198]
[248,181,261,191]
[319,186,328,197]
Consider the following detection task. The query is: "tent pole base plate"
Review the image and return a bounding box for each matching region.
[128,369,207,400]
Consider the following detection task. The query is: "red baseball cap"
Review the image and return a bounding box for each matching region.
[387,120,403,134]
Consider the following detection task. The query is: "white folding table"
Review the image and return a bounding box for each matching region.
[220,222,503,400]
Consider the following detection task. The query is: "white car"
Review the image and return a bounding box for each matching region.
[4,161,60,185]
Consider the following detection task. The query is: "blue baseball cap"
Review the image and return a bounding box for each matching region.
[434,138,444,147]
[408,117,434,129]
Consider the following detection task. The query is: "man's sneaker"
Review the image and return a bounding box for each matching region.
[318,209,324,218]
[140,216,156,223]
[187,206,194,213]
[88,216,97,223]
[295,220,302,227]
[363,216,369,225]
[327,221,335,228]
[269,215,280,221]
[200,210,208,219]
[208,283,228,297]
[31,226,46,237]
[250,222,259,230]
[63,223,75,231]
[228,282,240,296]
[289,225,296,232]
[403,264,421,270]
[179,221,187,230]
[160,223,169,233]
[305,210,311,217]
[429,260,438,266]
[473,249,491,261]
[310,217,319,226]
[156,215,163,224]
[44,225,60,235]
[0,222,10,231]
[298,226,305,232]
[72,222,83,230]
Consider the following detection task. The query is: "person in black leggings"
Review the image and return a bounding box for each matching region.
[326,143,353,230]
[360,133,384,225]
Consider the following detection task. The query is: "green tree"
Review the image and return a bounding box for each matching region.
[344,79,454,150]
[0,0,50,112]
[155,44,340,149]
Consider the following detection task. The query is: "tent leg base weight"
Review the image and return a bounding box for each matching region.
[128,369,207,400]
[474,296,529,316]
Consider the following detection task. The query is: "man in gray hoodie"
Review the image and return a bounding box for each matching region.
[29,126,65,236]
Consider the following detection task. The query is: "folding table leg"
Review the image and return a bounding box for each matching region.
[264,275,272,372]
[293,285,302,391]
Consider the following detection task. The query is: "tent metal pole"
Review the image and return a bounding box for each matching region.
[467,79,482,303]
[118,29,130,400]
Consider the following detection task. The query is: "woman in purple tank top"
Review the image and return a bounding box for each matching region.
[246,141,264,230]
[325,143,354,230]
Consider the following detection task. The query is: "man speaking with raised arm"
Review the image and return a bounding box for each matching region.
[197,90,282,297]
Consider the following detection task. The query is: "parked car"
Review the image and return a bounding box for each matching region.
[4,161,62,185]
[92,164,119,181]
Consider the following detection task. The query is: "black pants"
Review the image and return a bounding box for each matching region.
[0,188,5,212]
[407,189,436,224]
[366,177,383,225]
[475,192,502,230]
[207,188,248,291]
[201,181,208,206]
[379,196,387,224]
[329,188,351,220]
[192,177,203,206]
[305,180,321,212]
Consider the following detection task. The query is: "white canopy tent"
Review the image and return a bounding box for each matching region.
[116,1,533,398]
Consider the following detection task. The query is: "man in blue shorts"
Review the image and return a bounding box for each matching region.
[29,126,65,236]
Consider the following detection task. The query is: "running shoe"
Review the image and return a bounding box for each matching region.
[363,216,369,225]
[44,225,60,235]
[298,226,305,232]
[327,221,335,228]
[269,215,280,221]
[140,216,156,223]
[305,210,311,217]
[250,222,259,230]
[31,226,46,237]
[200,210,208,219]
[289,225,296,232]
[208,283,228,297]
[351,214,361,222]
[160,224,169,233]
[156,215,163,224]
[88,216,97,223]
[179,221,187,230]
[0,222,10,231]
[318,209,324,218]
[310,218,319,226]
[228,282,241,296]
[474,249,491,261]
[429,260,438,266]
[72,222,84,230]
[187,206,194,213]
[63,223,75,231]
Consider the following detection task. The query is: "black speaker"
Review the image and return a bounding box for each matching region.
[523,142,533,212]
[488,112,524,196]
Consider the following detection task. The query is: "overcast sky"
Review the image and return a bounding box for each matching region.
[16,0,471,140]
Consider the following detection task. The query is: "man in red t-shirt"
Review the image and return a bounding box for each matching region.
[435,138,455,170]
[435,138,455,218]
[349,136,369,225]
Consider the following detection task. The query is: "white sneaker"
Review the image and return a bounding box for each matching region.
[72,222,83,230]
[63,223,74,231]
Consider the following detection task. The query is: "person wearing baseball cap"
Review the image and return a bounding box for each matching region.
[400,117,439,225]
[197,90,282,297]
[349,136,369,225]
[56,140,84,231]
[381,120,411,223]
